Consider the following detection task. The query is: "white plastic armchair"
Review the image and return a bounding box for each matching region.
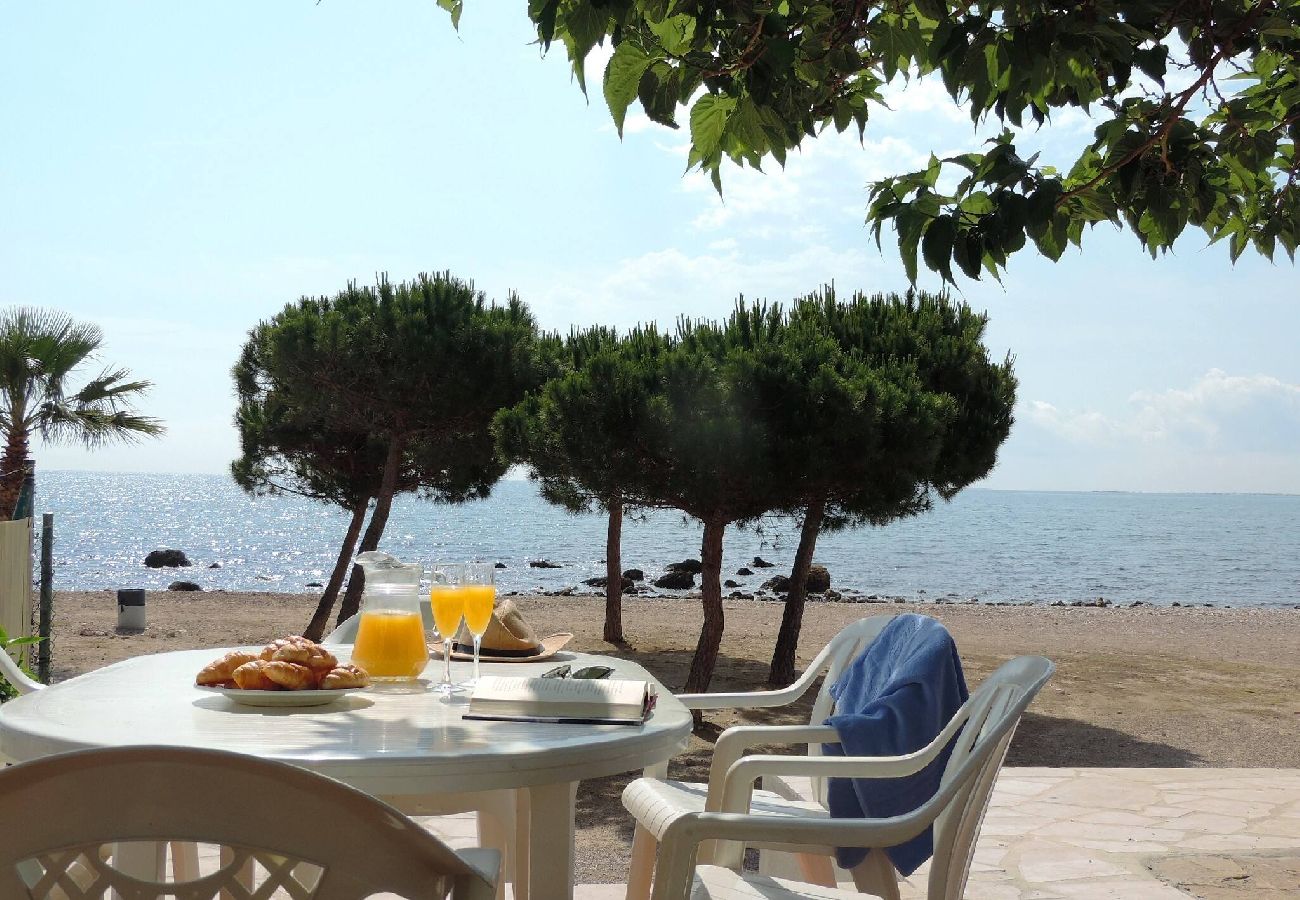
[622,616,896,899]
[629,655,1054,900]
[0,745,499,900]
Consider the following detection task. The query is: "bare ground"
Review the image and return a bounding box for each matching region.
[43,590,1300,885]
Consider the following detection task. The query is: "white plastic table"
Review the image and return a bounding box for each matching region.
[0,647,692,900]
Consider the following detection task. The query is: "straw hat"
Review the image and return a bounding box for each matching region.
[448,598,573,662]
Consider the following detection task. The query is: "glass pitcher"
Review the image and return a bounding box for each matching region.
[349,551,429,681]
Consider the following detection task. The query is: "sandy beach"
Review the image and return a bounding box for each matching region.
[41,590,1300,883]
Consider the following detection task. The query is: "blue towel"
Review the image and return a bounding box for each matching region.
[822,614,969,874]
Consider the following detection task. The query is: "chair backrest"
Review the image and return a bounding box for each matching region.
[800,616,895,804]
[804,616,896,725]
[323,604,438,646]
[0,746,496,900]
[0,644,42,694]
[924,655,1054,900]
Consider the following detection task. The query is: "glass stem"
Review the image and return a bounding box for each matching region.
[443,638,453,685]
[472,634,482,683]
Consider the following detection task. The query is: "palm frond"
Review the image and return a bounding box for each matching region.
[71,368,154,407]
[39,406,165,447]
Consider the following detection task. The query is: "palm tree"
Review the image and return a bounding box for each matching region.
[0,308,164,519]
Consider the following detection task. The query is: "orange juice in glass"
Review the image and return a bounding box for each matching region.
[461,564,496,686]
[430,564,467,694]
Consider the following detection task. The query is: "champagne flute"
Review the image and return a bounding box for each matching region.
[429,563,466,695]
[461,562,496,686]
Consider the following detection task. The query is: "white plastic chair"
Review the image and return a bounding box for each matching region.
[626,654,1053,900]
[621,616,897,899]
[324,616,527,900]
[1,647,213,884]
[0,744,498,899]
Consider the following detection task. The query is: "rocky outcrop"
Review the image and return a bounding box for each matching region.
[736,567,753,576]
[145,549,190,568]
[167,580,202,591]
[622,568,645,581]
[752,556,775,568]
[494,562,507,569]
[653,570,695,590]
[724,579,740,588]
[762,575,791,593]
[666,559,703,574]
[805,565,831,593]
[529,560,562,569]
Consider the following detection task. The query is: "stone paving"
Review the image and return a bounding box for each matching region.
[192,767,1300,898]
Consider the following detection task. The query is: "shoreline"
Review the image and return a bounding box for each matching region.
[55,584,1300,611]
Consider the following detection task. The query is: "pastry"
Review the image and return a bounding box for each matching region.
[263,661,316,691]
[231,660,281,691]
[195,650,260,687]
[259,636,309,661]
[319,665,371,690]
[272,641,337,674]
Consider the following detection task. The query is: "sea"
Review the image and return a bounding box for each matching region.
[34,471,1300,609]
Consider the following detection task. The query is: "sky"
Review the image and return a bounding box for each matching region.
[3,2,1298,494]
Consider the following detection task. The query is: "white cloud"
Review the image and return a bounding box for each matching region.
[1027,370,1300,452]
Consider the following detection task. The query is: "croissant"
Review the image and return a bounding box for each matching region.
[263,661,316,691]
[273,641,337,674]
[196,651,261,687]
[232,660,281,691]
[319,665,371,690]
[260,636,309,661]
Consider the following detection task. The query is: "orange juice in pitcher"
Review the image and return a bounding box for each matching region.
[349,552,429,681]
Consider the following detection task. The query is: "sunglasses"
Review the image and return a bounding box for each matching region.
[539,664,614,680]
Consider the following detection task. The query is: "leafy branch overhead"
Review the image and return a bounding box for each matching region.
[445,1,1300,284]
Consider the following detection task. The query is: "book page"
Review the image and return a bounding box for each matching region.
[472,675,647,708]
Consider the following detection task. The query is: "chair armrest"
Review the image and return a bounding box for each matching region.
[708,725,840,796]
[675,685,810,711]
[719,753,932,813]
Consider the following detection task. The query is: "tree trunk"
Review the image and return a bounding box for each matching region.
[603,499,624,644]
[684,520,727,695]
[303,497,369,641]
[0,427,30,521]
[335,437,406,626]
[768,498,826,686]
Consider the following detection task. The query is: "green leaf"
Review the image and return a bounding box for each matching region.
[604,43,653,137]
[690,94,736,160]
[922,214,957,284]
[436,0,463,30]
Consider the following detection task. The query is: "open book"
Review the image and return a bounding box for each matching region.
[464,675,657,725]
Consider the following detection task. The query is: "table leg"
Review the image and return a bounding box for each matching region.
[525,781,577,900]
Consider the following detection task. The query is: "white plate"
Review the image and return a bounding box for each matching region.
[199,686,363,707]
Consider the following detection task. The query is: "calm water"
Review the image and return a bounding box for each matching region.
[34,471,1300,608]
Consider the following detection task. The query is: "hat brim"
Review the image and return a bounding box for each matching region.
[443,632,574,663]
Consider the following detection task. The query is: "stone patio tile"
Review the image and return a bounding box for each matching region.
[1168,811,1248,833]
[1037,782,1160,812]
[1016,848,1129,882]
[1003,801,1098,821]
[1075,810,1156,826]
[1033,821,1185,844]
[1005,767,1079,778]
[1047,879,1190,898]
[1168,796,1278,817]
[1065,839,1174,853]
[994,779,1073,798]
[979,814,1059,836]
[1144,805,1193,818]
